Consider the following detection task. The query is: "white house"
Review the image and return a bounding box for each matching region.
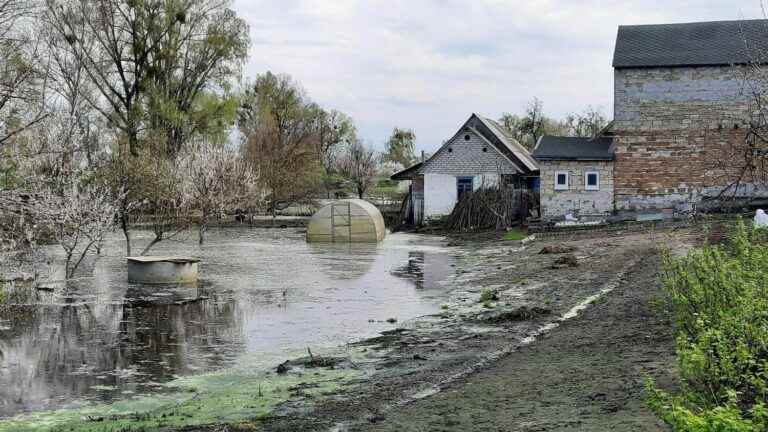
[392,113,539,224]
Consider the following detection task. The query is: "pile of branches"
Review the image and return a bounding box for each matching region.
[444,187,522,232]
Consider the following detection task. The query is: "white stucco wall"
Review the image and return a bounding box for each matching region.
[424,173,456,218]
[424,173,500,219]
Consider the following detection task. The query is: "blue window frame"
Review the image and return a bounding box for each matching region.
[457,177,473,200]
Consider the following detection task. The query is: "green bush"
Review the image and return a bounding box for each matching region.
[649,220,768,431]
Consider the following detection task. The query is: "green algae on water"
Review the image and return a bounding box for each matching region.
[0,366,359,432]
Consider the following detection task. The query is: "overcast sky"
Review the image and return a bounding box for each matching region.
[231,0,764,153]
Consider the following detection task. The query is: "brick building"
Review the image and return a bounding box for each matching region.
[533,136,615,219]
[611,19,768,212]
[537,19,768,219]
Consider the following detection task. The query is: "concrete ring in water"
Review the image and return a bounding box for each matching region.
[127,256,200,284]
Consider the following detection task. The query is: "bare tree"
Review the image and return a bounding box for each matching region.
[703,19,768,204]
[181,140,260,244]
[499,98,568,149]
[338,140,379,199]
[7,113,121,279]
[0,0,48,150]
[316,109,356,174]
[562,107,608,138]
[136,154,192,256]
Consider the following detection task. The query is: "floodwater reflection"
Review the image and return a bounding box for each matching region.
[0,229,455,417]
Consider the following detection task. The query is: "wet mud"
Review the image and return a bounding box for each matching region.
[209,230,692,432]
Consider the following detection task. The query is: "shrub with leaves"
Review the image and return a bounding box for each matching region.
[649,220,768,431]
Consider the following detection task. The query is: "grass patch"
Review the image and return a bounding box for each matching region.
[502,229,526,241]
[479,288,498,304]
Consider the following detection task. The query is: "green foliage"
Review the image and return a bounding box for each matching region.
[649,220,768,431]
[238,71,325,208]
[384,128,416,167]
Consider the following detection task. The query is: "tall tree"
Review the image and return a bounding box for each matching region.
[384,127,416,167]
[238,72,323,214]
[44,0,249,156]
[520,97,546,147]
[315,108,355,174]
[0,0,47,151]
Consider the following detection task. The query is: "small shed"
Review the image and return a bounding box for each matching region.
[307,199,386,243]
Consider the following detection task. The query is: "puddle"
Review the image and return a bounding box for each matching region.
[0,228,455,417]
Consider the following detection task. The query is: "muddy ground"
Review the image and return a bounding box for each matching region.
[194,228,695,432]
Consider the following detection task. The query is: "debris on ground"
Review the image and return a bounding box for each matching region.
[552,254,579,268]
[475,305,551,323]
[275,349,349,374]
[539,245,577,254]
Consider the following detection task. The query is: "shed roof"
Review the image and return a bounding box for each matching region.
[391,162,423,181]
[613,19,768,68]
[533,136,615,161]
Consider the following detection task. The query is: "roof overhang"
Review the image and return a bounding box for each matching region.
[390,162,423,181]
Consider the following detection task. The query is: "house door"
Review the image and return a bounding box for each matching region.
[457,177,474,201]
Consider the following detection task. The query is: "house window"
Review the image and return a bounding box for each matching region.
[554,171,569,190]
[457,177,474,200]
[585,171,600,191]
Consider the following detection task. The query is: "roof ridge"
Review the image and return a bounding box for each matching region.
[618,18,768,29]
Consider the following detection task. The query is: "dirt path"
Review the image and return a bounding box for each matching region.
[358,253,676,432]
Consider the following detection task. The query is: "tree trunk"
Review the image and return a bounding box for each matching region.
[198,211,207,245]
[121,212,132,256]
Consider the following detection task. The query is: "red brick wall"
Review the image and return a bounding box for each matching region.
[613,66,751,210]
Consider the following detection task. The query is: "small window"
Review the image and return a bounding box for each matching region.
[585,171,600,191]
[447,147,453,153]
[554,171,569,190]
[464,134,471,141]
[482,147,488,152]
[457,177,473,200]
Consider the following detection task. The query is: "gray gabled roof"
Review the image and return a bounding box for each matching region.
[476,116,539,172]
[403,113,538,179]
[533,136,614,161]
[613,19,768,68]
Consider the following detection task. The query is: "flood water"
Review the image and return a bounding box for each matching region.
[0,228,456,417]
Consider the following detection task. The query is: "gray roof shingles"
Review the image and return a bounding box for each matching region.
[613,19,768,68]
[533,136,614,161]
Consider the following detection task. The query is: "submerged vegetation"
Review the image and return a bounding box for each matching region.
[648,221,768,431]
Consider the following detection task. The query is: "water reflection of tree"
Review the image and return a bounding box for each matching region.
[0,289,244,415]
[391,251,455,291]
[392,251,425,289]
[307,242,378,280]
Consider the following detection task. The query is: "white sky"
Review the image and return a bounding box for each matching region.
[232,0,764,153]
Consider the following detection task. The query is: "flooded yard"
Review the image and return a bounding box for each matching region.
[0,228,456,418]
